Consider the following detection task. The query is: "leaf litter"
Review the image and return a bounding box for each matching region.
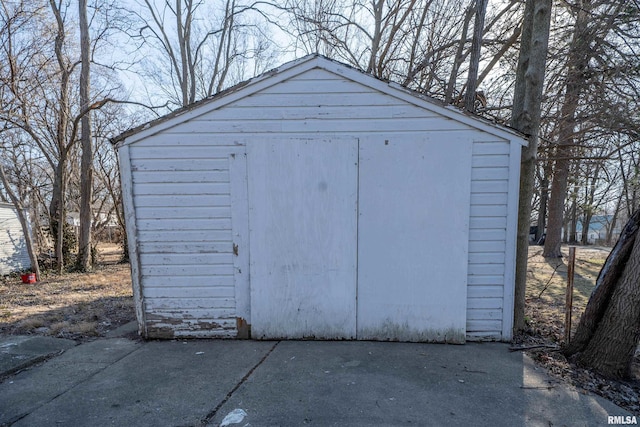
[519,245,640,415]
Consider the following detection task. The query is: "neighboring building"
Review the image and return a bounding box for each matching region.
[66,211,120,241]
[575,215,622,245]
[0,202,32,275]
[113,55,527,342]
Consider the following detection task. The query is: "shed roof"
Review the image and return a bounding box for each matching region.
[112,54,527,147]
[0,202,21,211]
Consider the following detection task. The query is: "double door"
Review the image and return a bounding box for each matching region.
[243,136,471,342]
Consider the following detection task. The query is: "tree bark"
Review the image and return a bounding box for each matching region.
[606,193,623,245]
[565,208,640,356]
[367,0,384,75]
[569,184,578,243]
[536,168,549,243]
[49,153,67,273]
[581,166,599,245]
[77,0,93,271]
[49,0,72,273]
[445,6,474,105]
[463,0,488,113]
[577,214,640,379]
[510,0,552,333]
[175,0,190,106]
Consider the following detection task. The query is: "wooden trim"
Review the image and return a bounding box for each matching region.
[118,145,146,337]
[229,149,251,334]
[501,139,522,341]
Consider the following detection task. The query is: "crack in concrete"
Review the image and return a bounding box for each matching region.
[4,341,143,426]
[200,341,281,426]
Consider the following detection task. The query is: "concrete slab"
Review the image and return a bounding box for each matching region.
[0,338,141,425]
[0,339,632,427]
[7,340,275,427]
[207,341,630,426]
[0,335,77,378]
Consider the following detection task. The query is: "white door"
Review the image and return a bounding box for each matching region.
[247,138,359,339]
[356,136,472,342]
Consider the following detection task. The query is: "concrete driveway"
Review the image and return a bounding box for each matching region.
[0,329,631,426]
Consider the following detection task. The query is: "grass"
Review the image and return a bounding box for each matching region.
[524,244,609,343]
[0,243,135,341]
[523,244,640,416]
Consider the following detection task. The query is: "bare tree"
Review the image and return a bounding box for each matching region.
[1,0,129,272]
[510,0,552,332]
[543,0,633,257]
[463,0,488,112]
[444,5,474,104]
[77,0,93,271]
[130,0,276,108]
[0,0,69,272]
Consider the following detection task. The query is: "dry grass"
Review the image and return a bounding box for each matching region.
[524,245,609,343]
[522,244,640,415]
[0,243,135,341]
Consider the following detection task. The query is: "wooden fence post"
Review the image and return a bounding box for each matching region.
[565,246,576,344]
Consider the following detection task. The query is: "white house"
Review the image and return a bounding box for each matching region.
[575,215,622,244]
[113,55,527,342]
[0,202,32,275]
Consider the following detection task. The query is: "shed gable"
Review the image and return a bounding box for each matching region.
[118,55,524,341]
[136,67,480,142]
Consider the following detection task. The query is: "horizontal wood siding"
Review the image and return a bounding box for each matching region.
[138,69,469,143]
[130,142,238,338]
[130,67,513,340]
[0,204,31,275]
[467,141,511,340]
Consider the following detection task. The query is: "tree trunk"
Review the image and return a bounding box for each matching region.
[565,208,640,356]
[49,159,66,273]
[606,193,623,245]
[175,0,190,106]
[542,2,592,258]
[367,0,384,75]
[581,212,592,245]
[542,0,628,256]
[77,0,93,272]
[49,0,72,273]
[569,187,578,243]
[581,167,599,245]
[445,6,474,105]
[463,0,488,113]
[536,171,549,242]
[510,0,552,333]
[577,213,640,379]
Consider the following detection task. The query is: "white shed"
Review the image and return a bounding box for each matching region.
[114,55,526,343]
[0,202,32,275]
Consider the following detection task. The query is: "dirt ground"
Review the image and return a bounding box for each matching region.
[0,243,135,340]
[521,244,640,415]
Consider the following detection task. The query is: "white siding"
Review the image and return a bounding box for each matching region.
[467,141,511,341]
[124,64,521,340]
[0,203,31,275]
[129,141,240,338]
